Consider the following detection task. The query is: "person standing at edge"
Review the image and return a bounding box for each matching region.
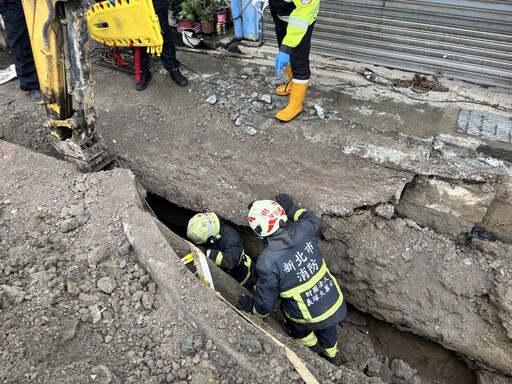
[271,0,319,122]
[0,0,44,104]
[238,194,347,364]
[136,0,188,91]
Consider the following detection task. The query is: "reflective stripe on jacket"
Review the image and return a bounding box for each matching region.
[205,222,254,288]
[270,0,320,51]
[206,221,244,270]
[253,209,345,329]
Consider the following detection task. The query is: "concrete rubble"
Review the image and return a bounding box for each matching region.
[1,39,512,383]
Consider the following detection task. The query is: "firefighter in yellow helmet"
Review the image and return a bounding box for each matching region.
[272,0,320,122]
[187,212,256,291]
[237,194,347,364]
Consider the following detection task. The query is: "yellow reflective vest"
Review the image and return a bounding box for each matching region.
[271,0,320,51]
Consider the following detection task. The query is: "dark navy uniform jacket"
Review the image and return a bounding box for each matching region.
[252,207,346,330]
[205,220,254,288]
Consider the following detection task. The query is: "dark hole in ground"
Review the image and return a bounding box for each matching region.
[146,192,477,384]
[145,192,266,257]
[478,144,512,163]
[346,305,477,384]
[145,193,193,238]
[368,317,477,384]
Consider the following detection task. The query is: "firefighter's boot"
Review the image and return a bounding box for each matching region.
[275,81,308,122]
[275,64,293,96]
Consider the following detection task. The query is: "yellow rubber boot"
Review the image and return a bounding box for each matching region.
[275,82,308,122]
[275,64,293,96]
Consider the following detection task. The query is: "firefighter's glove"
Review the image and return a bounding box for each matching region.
[236,294,254,313]
[275,52,290,77]
[275,193,294,212]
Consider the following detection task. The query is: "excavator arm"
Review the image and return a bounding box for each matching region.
[21,0,110,171]
[21,0,162,172]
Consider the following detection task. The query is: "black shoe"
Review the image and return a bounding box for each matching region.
[30,89,44,104]
[319,352,338,365]
[170,67,188,87]
[136,72,152,91]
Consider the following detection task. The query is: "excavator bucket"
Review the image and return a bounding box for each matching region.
[87,0,163,55]
[21,0,113,172]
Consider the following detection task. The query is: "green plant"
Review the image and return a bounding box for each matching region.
[168,0,182,14]
[197,2,217,22]
[177,0,201,21]
[215,0,230,9]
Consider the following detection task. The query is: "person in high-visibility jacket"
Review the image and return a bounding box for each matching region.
[271,0,320,122]
[187,212,256,291]
[237,194,347,364]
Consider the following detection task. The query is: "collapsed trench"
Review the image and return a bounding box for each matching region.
[146,192,477,384]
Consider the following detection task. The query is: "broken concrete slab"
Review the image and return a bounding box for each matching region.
[322,211,512,377]
[396,176,496,239]
[480,175,512,243]
[3,41,512,383]
[93,163,383,384]
[1,140,382,383]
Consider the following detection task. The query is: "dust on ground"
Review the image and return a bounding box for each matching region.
[0,142,385,384]
[0,41,493,383]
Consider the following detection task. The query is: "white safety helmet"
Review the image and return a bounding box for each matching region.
[187,212,221,244]
[247,200,287,237]
[182,30,202,48]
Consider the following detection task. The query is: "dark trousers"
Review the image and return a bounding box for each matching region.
[140,0,180,74]
[270,8,315,81]
[287,319,338,360]
[2,0,40,91]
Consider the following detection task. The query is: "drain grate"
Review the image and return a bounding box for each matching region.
[456,108,512,144]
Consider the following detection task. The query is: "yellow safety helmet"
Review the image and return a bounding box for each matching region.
[187,212,221,244]
[247,200,287,237]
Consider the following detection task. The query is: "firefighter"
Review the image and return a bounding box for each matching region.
[238,194,347,364]
[271,0,320,122]
[187,212,256,291]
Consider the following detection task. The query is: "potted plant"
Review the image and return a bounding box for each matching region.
[197,2,217,35]
[177,0,200,29]
[214,0,230,25]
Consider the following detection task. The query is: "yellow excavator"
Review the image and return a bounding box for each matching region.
[20,0,163,171]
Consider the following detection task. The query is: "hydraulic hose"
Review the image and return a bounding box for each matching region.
[43,0,56,47]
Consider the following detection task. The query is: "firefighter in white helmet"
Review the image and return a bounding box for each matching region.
[238,194,347,364]
[187,212,256,291]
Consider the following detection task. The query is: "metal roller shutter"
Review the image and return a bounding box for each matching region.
[262,0,512,87]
